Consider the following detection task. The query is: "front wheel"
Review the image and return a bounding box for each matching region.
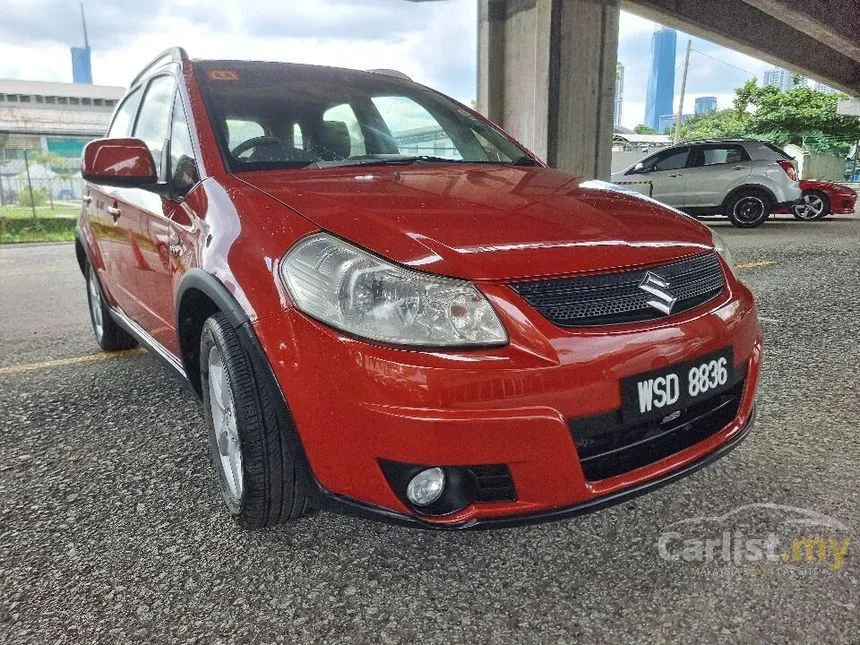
[792,191,830,221]
[200,313,311,528]
[726,190,772,228]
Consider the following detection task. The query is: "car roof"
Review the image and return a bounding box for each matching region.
[129,47,415,91]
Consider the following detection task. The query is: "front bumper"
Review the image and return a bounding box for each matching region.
[254,266,762,528]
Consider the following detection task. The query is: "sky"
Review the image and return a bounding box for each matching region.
[0,0,778,129]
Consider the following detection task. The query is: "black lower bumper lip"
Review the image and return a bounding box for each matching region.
[315,405,757,530]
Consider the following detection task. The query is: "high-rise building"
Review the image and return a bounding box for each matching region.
[614,62,624,127]
[70,4,92,84]
[644,27,677,131]
[694,96,717,115]
[658,113,692,134]
[763,67,807,91]
[815,81,838,94]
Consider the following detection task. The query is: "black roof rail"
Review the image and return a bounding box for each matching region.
[129,47,189,88]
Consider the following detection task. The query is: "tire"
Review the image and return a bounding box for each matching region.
[200,312,310,528]
[792,191,830,221]
[86,263,138,351]
[725,188,772,228]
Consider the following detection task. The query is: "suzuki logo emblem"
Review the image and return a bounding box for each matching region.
[639,271,677,315]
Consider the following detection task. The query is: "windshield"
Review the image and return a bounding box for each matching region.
[194,61,534,172]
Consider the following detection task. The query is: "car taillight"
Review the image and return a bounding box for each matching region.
[777,160,797,181]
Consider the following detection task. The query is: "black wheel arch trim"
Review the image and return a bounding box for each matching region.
[721,184,777,211]
[175,268,250,330]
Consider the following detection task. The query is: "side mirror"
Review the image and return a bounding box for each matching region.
[81,138,157,188]
[633,161,646,172]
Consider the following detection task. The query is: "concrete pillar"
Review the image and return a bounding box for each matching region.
[477,0,619,180]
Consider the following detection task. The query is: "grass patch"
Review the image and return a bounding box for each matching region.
[0,217,77,244]
[0,204,80,220]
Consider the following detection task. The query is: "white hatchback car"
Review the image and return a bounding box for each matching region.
[612,139,802,228]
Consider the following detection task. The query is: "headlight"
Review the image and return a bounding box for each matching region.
[280,233,508,347]
[710,229,734,269]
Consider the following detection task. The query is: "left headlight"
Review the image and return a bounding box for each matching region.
[280,233,508,347]
[710,228,734,269]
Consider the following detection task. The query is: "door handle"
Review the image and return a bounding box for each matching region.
[107,205,121,220]
[668,173,683,177]
[732,166,748,170]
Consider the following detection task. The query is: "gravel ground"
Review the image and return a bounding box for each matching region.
[1,215,858,644]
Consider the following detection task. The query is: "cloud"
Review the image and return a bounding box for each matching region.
[0,0,477,102]
[617,10,772,128]
[0,1,775,123]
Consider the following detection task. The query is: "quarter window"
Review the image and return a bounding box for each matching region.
[169,93,199,196]
[133,75,177,181]
[107,88,142,138]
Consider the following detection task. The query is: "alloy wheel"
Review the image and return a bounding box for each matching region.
[793,194,825,220]
[733,196,765,224]
[88,271,104,341]
[208,346,244,504]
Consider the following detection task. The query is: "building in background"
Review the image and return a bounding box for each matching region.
[694,96,717,115]
[70,4,92,84]
[0,79,123,202]
[614,62,624,127]
[762,67,807,90]
[658,113,692,134]
[815,81,838,94]
[644,27,677,132]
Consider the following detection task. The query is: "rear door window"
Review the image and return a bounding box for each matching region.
[700,145,750,166]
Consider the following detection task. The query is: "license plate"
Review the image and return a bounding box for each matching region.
[620,349,735,425]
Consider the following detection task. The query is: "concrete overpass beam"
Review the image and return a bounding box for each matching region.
[478,0,620,180]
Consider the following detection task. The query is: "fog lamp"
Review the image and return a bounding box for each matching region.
[406,467,446,506]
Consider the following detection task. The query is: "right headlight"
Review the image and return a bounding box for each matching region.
[280,233,508,348]
[710,228,734,269]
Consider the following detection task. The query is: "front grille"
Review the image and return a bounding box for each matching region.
[510,252,725,327]
[469,464,517,502]
[569,377,745,481]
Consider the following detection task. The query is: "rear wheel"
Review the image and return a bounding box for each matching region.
[86,264,137,351]
[726,189,772,228]
[792,191,830,221]
[200,313,311,528]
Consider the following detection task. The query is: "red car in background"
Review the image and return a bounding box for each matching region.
[75,49,762,530]
[778,179,858,220]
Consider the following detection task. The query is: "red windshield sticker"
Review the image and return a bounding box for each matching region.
[208,70,239,81]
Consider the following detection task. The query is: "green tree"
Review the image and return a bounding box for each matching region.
[677,108,749,141]
[736,79,860,155]
[633,124,657,135]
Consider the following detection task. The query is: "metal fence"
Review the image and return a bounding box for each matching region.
[0,149,83,213]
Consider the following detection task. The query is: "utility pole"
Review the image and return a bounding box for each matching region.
[674,39,692,144]
[23,150,36,218]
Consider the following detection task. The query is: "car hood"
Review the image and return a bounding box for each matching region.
[239,165,715,281]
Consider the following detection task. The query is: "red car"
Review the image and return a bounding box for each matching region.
[777,179,858,220]
[75,49,762,529]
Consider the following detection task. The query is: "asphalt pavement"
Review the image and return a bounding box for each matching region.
[1,215,859,644]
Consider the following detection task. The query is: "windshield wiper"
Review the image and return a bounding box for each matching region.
[317,156,457,168]
[512,156,541,166]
